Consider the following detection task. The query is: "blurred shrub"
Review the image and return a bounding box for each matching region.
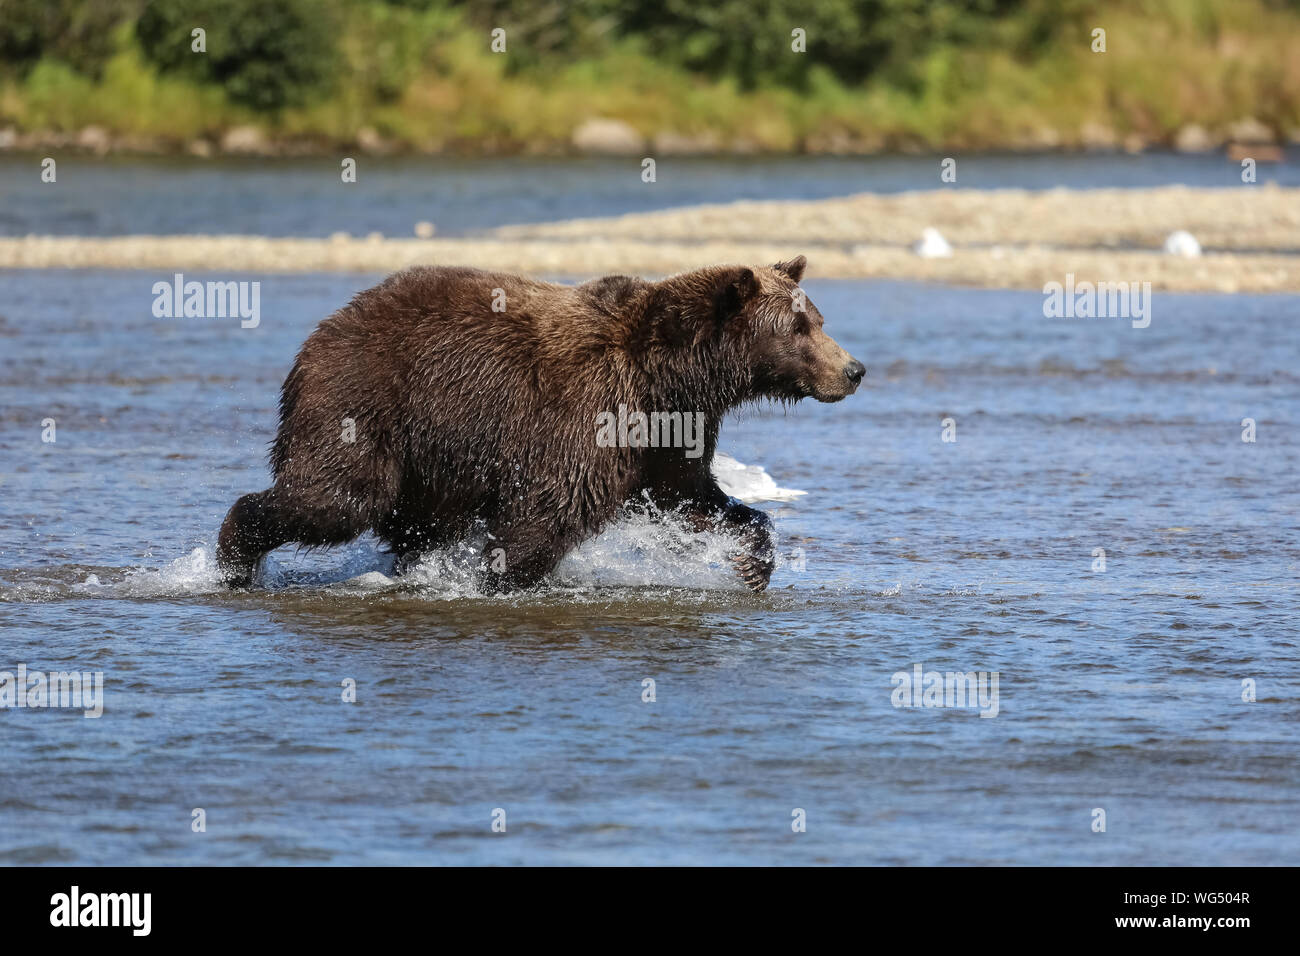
[452,0,1093,91]
[341,1,455,102]
[136,0,339,111]
[448,0,618,74]
[0,0,140,77]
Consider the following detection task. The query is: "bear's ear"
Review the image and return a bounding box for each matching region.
[714,266,760,321]
[773,255,807,284]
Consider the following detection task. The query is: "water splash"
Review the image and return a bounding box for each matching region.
[9,453,806,601]
[25,510,765,602]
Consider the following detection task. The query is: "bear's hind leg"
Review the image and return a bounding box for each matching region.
[377,518,446,576]
[216,489,291,587]
[479,515,572,592]
[217,485,373,587]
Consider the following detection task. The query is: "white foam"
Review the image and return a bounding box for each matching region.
[712,451,806,502]
[69,547,224,597]
[337,571,398,590]
[555,505,742,589]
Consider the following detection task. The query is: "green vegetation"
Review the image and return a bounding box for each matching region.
[135,0,340,111]
[0,0,1297,152]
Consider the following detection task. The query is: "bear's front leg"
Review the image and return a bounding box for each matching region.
[722,502,776,592]
[732,509,776,591]
[679,494,775,592]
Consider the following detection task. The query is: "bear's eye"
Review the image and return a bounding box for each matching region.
[791,312,812,335]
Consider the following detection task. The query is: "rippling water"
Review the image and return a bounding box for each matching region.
[2,149,1296,237]
[1,270,1298,865]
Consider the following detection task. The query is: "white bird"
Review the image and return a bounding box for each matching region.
[913,227,953,258]
[712,452,806,503]
[1163,230,1202,257]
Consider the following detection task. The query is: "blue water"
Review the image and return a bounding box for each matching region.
[1,149,1295,238]
[2,268,1297,864]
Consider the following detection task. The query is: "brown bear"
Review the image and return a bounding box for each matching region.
[216,256,863,591]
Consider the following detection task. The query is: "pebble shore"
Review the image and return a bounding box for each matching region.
[2,186,1297,292]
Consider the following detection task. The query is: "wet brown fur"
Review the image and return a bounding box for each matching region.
[216,256,863,590]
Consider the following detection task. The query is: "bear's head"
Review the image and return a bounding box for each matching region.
[708,255,864,404]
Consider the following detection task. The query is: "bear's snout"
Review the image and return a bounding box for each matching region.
[805,327,863,402]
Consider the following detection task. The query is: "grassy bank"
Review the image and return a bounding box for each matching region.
[1,0,1298,155]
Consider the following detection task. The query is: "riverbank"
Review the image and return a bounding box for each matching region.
[2,186,1297,292]
[1,0,1297,159]
[2,122,1294,160]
